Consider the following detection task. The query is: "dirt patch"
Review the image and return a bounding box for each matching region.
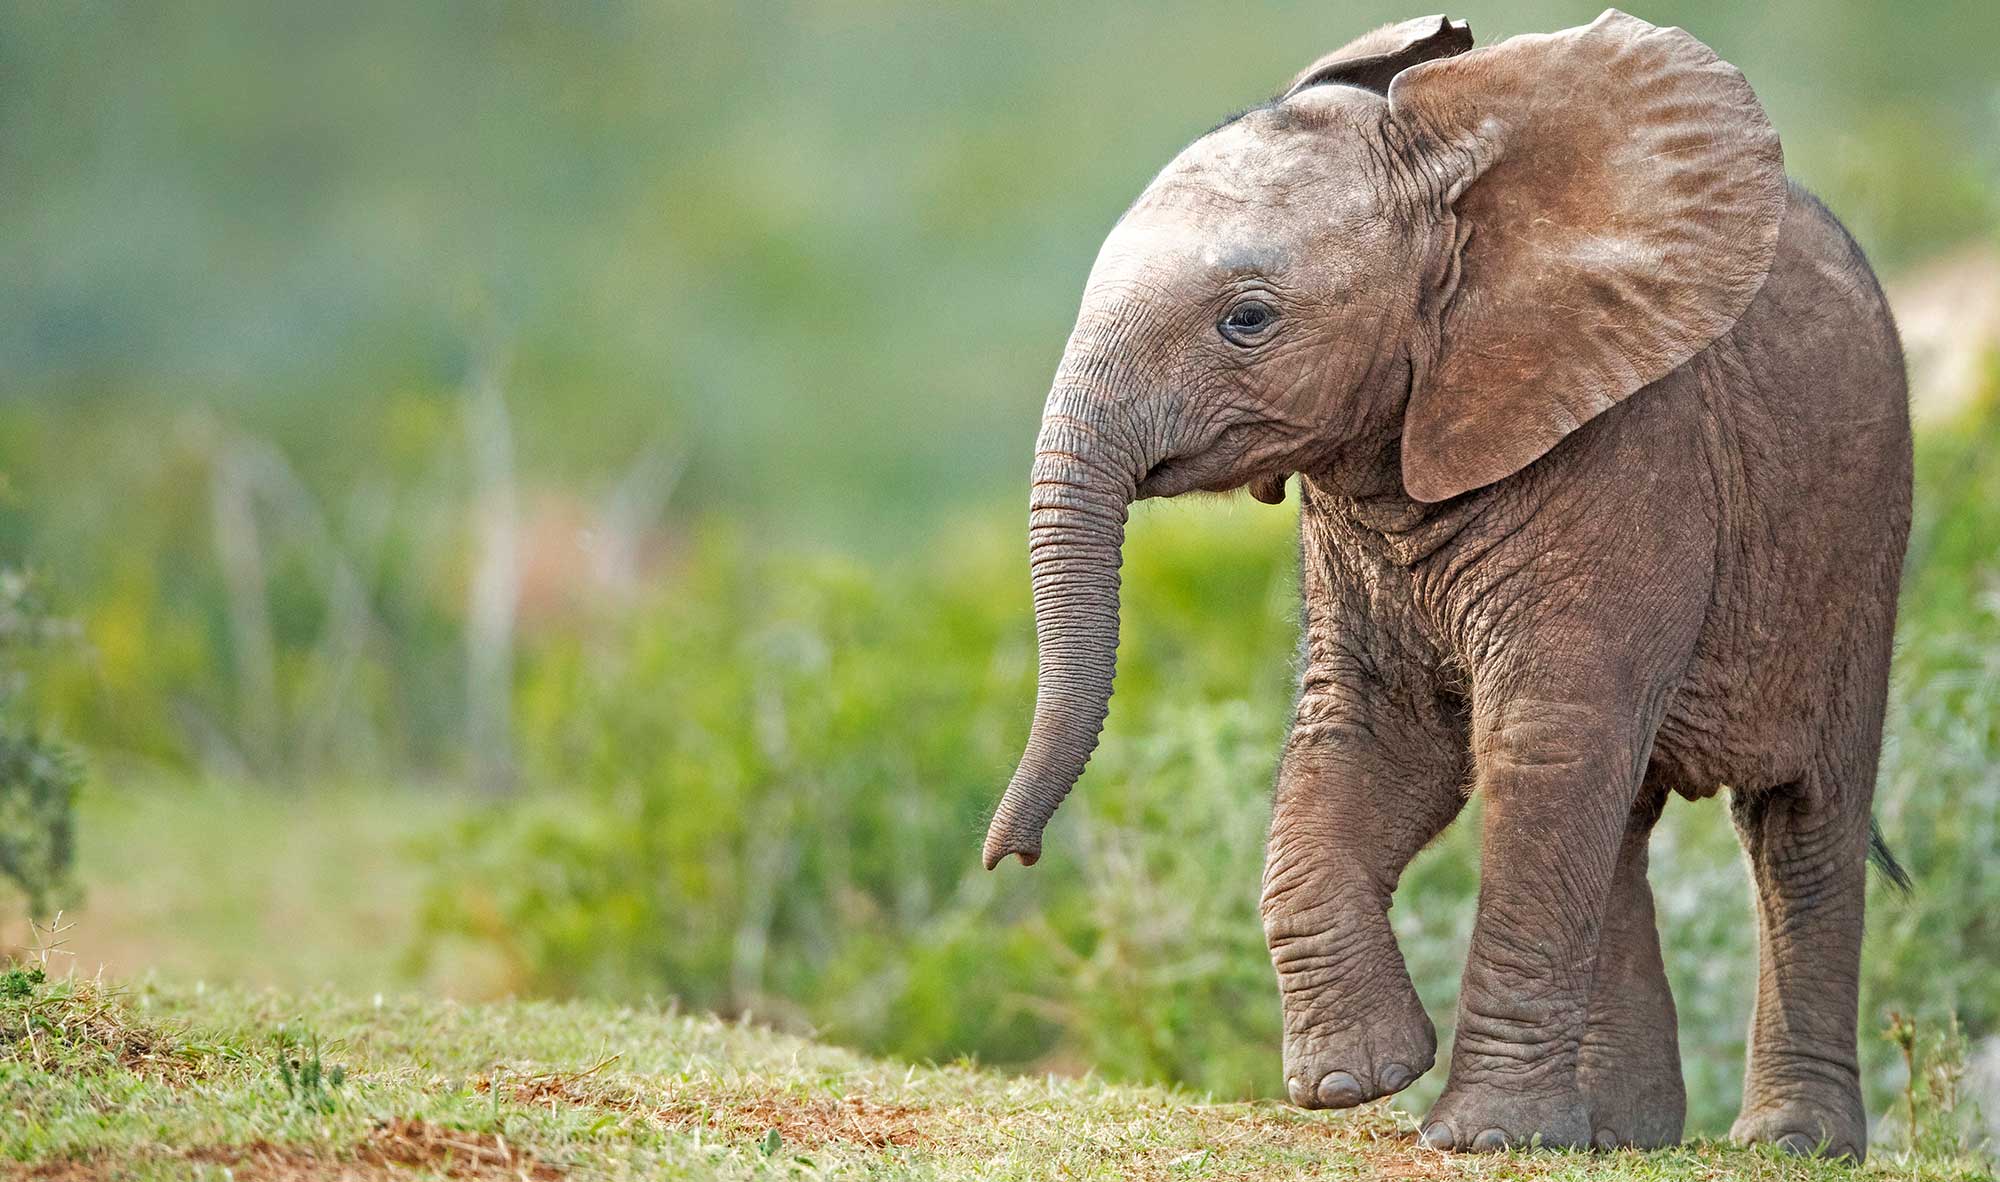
[481,1063,1451,1175]
[472,1061,1570,1178]
[653,1092,935,1149]
[484,1061,934,1150]
[15,1120,563,1181]
[197,1119,565,1181]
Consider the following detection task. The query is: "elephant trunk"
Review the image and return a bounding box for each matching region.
[983,387,1140,870]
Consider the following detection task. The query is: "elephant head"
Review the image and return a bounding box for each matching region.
[982,10,1786,869]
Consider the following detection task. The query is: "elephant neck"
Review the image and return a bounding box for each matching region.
[1300,451,1502,569]
[1293,349,1510,565]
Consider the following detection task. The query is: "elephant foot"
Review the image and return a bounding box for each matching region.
[1419,1081,1591,1152]
[1731,1094,1866,1162]
[1281,983,1435,1110]
[1579,1034,1685,1148]
[1582,1086,1684,1151]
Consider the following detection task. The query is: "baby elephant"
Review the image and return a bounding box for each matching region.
[982,9,1910,1160]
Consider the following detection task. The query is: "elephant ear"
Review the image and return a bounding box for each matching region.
[1282,14,1472,98]
[1387,9,1787,503]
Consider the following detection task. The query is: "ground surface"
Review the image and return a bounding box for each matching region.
[45,782,504,1001]
[1,975,1989,1181]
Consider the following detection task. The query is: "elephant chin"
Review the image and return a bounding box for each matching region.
[1249,473,1290,504]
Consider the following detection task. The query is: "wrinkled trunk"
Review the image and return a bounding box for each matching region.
[982,389,1138,869]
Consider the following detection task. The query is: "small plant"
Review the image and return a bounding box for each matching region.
[273,1026,347,1114]
[2,914,71,1003]
[1884,1010,1985,1163]
[0,964,44,1000]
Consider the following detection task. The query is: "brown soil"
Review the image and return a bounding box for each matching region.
[653,1092,935,1149]
[13,1119,563,1181]
[486,1061,932,1150]
[476,1061,1514,1180]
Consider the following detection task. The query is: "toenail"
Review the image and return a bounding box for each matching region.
[1775,1132,1817,1156]
[1593,1128,1621,1151]
[1420,1122,1454,1150]
[1317,1071,1362,1107]
[1471,1127,1509,1153]
[1379,1062,1414,1092]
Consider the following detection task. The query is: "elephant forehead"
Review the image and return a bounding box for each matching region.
[1156,98,1383,200]
[1089,216,1253,284]
[1145,130,1315,210]
[1081,106,1392,300]
[1121,128,1384,244]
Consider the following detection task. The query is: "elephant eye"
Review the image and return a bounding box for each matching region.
[1219,300,1276,346]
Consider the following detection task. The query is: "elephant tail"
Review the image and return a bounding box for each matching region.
[1868,818,1912,894]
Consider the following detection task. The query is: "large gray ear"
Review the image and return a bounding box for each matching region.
[1388,9,1787,503]
[1282,14,1472,99]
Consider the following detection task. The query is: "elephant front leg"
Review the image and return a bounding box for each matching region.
[1579,785,1685,1149]
[1262,721,1468,1109]
[1421,698,1651,1152]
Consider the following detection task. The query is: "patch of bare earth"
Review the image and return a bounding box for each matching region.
[481,1061,1518,1179]
[16,1120,562,1181]
[660,1092,935,1149]
[483,1062,932,1150]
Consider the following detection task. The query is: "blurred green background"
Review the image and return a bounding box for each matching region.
[3,0,1997,1144]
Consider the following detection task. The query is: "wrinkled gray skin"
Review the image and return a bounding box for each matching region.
[983,11,1910,1161]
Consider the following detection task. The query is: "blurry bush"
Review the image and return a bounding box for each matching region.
[1869,391,2000,1046]
[0,405,483,782]
[0,566,82,917]
[416,503,1302,1084]
[5,0,1995,786]
[415,383,2000,1133]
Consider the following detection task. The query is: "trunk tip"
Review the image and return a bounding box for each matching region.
[981,832,1042,871]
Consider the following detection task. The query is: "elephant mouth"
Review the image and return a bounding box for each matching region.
[1135,454,1204,499]
[1135,420,1297,503]
[1136,451,1291,503]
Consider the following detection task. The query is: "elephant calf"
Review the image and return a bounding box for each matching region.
[982,10,1910,1161]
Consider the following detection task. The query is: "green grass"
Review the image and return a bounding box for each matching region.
[1,973,1990,1181]
[10,394,1993,1157]
[48,778,504,999]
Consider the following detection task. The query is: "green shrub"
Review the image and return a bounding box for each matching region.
[0,569,82,918]
[418,504,1301,1088]
[1885,1011,1987,1163]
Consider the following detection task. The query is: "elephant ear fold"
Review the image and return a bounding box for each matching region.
[1388,9,1787,503]
[1281,15,1472,98]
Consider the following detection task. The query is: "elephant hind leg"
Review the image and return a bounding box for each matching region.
[1579,784,1685,1150]
[1728,765,1873,1161]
